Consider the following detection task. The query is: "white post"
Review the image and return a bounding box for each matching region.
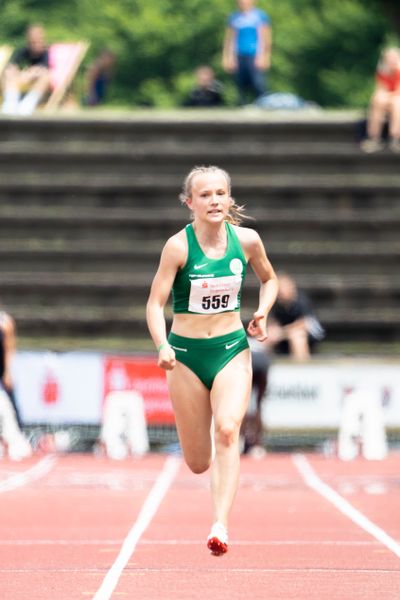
[338,385,388,461]
[101,391,149,460]
[0,390,32,460]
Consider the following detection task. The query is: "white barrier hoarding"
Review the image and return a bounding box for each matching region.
[264,363,400,429]
[10,352,400,429]
[12,352,103,424]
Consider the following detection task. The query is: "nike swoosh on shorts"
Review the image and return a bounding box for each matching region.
[225,340,240,350]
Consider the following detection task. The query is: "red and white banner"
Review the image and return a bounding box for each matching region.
[11,352,400,430]
[103,356,174,425]
[13,352,103,424]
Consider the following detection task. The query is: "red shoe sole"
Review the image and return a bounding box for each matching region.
[207,536,228,556]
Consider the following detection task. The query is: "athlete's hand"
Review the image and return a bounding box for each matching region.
[158,344,176,371]
[247,311,268,342]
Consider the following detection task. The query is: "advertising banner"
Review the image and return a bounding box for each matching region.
[264,363,400,429]
[103,356,174,425]
[11,353,400,430]
[12,352,103,424]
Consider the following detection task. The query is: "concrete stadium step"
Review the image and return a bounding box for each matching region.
[1,144,399,178]
[10,306,400,340]
[0,113,359,146]
[1,171,400,190]
[1,272,398,310]
[0,205,397,224]
[0,211,397,245]
[0,241,398,276]
[0,185,399,214]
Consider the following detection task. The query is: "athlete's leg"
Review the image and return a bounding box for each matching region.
[167,362,213,474]
[210,348,252,527]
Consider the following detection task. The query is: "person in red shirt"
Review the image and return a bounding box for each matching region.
[361,47,400,152]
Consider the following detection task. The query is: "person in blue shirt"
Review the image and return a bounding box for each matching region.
[223,0,271,105]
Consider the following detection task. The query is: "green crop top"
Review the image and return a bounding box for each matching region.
[172,221,247,314]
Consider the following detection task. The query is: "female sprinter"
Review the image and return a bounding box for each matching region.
[146,165,278,555]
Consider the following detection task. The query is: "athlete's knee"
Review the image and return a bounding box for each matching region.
[185,454,211,474]
[215,419,240,448]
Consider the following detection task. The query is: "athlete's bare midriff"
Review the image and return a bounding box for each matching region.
[171,311,243,339]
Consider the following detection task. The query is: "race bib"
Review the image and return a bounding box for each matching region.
[188,275,242,314]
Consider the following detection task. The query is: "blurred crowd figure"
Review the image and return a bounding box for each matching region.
[183,66,224,107]
[222,0,271,105]
[240,336,270,457]
[85,48,116,107]
[0,310,32,460]
[361,47,400,153]
[1,24,51,116]
[268,273,325,362]
[241,273,324,456]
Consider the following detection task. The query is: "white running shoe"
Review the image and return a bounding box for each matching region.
[207,522,228,556]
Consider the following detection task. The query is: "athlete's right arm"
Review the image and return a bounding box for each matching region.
[146,234,186,370]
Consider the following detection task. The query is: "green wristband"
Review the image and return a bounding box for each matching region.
[157,342,169,352]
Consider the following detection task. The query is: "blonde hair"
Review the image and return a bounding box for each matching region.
[179,165,248,225]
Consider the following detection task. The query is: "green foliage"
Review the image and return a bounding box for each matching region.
[0,0,396,108]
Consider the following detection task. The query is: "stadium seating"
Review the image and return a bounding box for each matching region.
[0,115,398,352]
[0,45,12,78]
[45,41,89,110]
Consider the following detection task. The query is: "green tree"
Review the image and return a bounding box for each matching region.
[0,0,396,108]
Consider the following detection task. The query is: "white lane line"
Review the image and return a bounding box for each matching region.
[0,539,382,546]
[92,455,181,600]
[140,539,381,547]
[0,455,57,493]
[0,567,397,574]
[293,454,400,559]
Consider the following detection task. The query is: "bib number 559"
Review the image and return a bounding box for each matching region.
[202,294,230,310]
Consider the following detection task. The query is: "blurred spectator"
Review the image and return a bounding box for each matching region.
[1,24,51,115]
[268,273,325,362]
[360,47,400,153]
[222,0,271,105]
[183,66,224,107]
[240,337,270,457]
[0,310,32,460]
[0,311,23,427]
[85,49,116,106]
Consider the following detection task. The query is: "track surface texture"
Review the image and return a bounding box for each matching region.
[0,452,399,600]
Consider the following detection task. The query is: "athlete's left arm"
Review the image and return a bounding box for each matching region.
[239,228,278,341]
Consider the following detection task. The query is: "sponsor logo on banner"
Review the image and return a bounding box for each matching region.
[104,356,174,425]
[13,352,103,424]
[41,355,61,405]
[42,370,59,405]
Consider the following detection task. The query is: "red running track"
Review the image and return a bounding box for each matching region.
[0,452,399,600]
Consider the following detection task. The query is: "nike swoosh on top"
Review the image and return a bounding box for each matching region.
[194,263,208,270]
[225,340,240,350]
